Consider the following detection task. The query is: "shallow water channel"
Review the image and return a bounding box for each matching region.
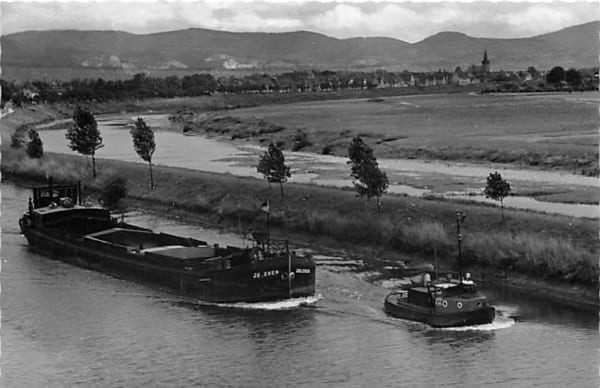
[37,114,598,218]
[2,182,597,387]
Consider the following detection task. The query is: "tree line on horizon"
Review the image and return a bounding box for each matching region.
[2,64,597,107]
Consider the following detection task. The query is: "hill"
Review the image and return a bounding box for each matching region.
[1,21,597,81]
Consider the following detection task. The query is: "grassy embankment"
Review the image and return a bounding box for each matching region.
[3,147,597,297]
[172,92,599,176]
[8,89,598,176]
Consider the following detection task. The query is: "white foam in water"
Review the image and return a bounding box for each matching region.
[214,294,323,310]
[313,254,363,267]
[378,278,412,289]
[440,316,515,331]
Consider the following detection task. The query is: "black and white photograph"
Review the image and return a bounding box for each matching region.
[1,1,598,386]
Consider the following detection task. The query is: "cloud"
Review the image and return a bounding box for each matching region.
[314,4,367,29]
[500,5,581,36]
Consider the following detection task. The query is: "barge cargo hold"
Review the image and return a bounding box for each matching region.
[19,183,315,303]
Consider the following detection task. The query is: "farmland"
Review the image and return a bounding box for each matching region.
[178,91,598,175]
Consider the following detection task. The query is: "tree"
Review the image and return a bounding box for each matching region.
[484,171,511,221]
[26,129,44,158]
[347,136,389,212]
[66,106,104,178]
[546,66,565,84]
[257,142,291,197]
[130,117,156,189]
[526,66,540,79]
[565,68,582,86]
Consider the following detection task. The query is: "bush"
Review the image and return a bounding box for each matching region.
[322,144,333,155]
[292,129,312,151]
[26,129,44,158]
[10,131,25,148]
[99,176,127,210]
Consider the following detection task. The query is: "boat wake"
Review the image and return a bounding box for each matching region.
[440,316,515,331]
[214,294,323,311]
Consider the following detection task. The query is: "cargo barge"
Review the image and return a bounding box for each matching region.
[19,182,315,303]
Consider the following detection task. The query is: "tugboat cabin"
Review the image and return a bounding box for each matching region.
[406,276,486,311]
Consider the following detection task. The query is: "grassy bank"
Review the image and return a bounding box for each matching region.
[3,148,597,296]
[5,90,597,177]
[171,92,598,176]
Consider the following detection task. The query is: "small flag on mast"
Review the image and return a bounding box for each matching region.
[261,200,270,214]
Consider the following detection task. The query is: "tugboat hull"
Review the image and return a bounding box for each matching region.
[384,296,495,328]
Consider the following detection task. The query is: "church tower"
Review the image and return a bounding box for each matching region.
[481,50,490,73]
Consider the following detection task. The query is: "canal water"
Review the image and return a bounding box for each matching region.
[36,115,598,219]
[2,182,597,387]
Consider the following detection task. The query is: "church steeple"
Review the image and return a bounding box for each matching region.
[481,50,490,73]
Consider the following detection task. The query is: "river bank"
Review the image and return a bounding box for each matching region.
[4,90,598,178]
[25,110,599,215]
[3,147,597,310]
[170,91,599,177]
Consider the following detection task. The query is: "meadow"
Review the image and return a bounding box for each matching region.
[181,91,599,175]
[9,90,597,176]
[3,147,597,299]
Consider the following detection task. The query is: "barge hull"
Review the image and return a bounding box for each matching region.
[21,224,315,303]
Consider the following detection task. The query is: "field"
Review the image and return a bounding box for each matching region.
[181,92,598,175]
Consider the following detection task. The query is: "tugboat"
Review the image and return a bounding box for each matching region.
[19,181,315,303]
[384,211,495,327]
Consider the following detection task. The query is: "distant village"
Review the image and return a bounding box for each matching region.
[1,50,598,108]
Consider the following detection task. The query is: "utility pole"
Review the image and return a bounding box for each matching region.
[287,240,292,298]
[456,211,466,284]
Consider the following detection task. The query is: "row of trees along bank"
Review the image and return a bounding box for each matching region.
[11,105,513,219]
[257,135,511,219]
[11,106,157,191]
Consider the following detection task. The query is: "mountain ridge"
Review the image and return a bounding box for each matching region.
[2,21,597,81]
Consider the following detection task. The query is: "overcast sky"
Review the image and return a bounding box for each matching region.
[1,1,597,42]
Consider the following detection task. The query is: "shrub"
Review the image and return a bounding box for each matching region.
[99,176,127,210]
[292,129,312,151]
[11,131,25,148]
[322,144,333,155]
[26,129,44,158]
